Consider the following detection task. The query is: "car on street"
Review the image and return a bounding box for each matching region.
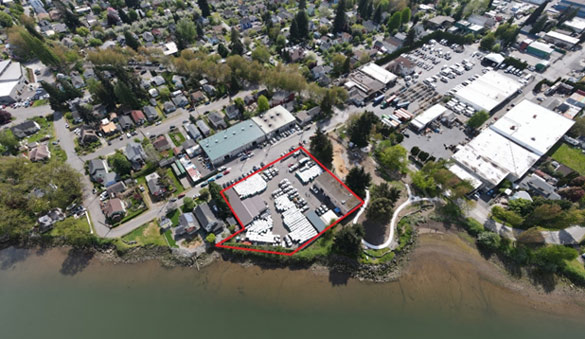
[215,173,223,179]
[200,182,208,188]
[177,193,186,199]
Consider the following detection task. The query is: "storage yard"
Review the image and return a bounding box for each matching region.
[221,149,361,250]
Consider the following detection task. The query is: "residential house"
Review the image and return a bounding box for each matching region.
[145,172,166,199]
[194,203,222,233]
[190,91,206,105]
[208,111,227,130]
[175,212,199,237]
[202,84,216,96]
[106,181,127,198]
[171,94,189,108]
[104,198,126,222]
[28,144,51,162]
[88,159,108,183]
[118,115,135,130]
[143,106,159,121]
[71,74,85,88]
[152,135,171,151]
[130,110,146,125]
[270,91,295,107]
[151,75,166,86]
[426,15,455,30]
[163,101,177,114]
[37,208,65,233]
[142,31,154,42]
[185,123,202,141]
[80,129,99,144]
[240,17,252,30]
[11,120,40,139]
[100,118,118,135]
[286,46,305,63]
[172,75,184,89]
[296,106,321,126]
[125,142,147,170]
[387,56,416,77]
[196,120,211,136]
[225,104,241,120]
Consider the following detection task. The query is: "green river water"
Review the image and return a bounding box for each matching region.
[1,235,585,339]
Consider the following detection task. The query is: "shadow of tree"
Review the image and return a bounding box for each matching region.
[328,269,351,286]
[59,249,94,276]
[527,269,557,293]
[0,248,31,270]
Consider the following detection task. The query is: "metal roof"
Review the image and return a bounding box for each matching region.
[198,119,264,162]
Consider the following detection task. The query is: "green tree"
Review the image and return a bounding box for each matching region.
[209,182,230,219]
[345,167,371,198]
[251,45,271,64]
[198,0,211,17]
[108,152,132,176]
[332,223,365,258]
[532,245,578,273]
[182,197,195,212]
[217,43,229,58]
[0,12,13,27]
[0,130,19,155]
[309,128,333,169]
[373,5,382,24]
[477,231,502,251]
[348,111,377,147]
[205,232,216,244]
[370,182,401,204]
[480,32,496,51]
[366,197,393,223]
[176,18,197,49]
[466,110,489,129]
[124,30,140,51]
[114,81,141,109]
[76,27,90,37]
[230,29,245,55]
[401,7,411,24]
[525,1,548,25]
[332,53,346,76]
[257,95,269,113]
[387,12,402,32]
[333,0,347,33]
[375,141,408,174]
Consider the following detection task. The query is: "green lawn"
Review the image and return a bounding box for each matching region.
[168,131,185,147]
[112,206,147,227]
[32,99,49,107]
[166,168,184,194]
[115,222,168,251]
[551,144,585,175]
[27,117,53,143]
[166,209,181,226]
[49,216,91,238]
[164,229,178,248]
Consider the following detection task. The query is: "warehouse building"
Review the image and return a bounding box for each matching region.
[451,100,575,189]
[544,31,580,49]
[490,100,575,156]
[198,120,265,165]
[526,41,555,59]
[0,60,25,105]
[454,71,522,112]
[345,63,397,102]
[251,105,296,139]
[410,104,448,131]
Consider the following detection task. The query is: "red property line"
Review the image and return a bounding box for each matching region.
[216,146,365,256]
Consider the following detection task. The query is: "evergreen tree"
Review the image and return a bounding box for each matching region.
[345,166,371,199]
[198,0,211,17]
[290,18,300,43]
[405,28,416,47]
[124,30,140,51]
[332,223,365,258]
[296,10,309,41]
[217,43,229,58]
[114,81,140,109]
[333,0,347,33]
[230,29,244,55]
[299,0,306,10]
[387,12,402,32]
[309,128,333,168]
[373,5,382,24]
[401,7,411,24]
[525,1,548,25]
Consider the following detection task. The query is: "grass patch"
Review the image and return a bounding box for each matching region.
[562,258,585,285]
[115,222,168,251]
[168,131,185,147]
[112,205,147,227]
[32,99,49,107]
[49,217,91,238]
[551,143,585,175]
[167,168,184,194]
[166,209,181,226]
[27,117,53,143]
[361,248,395,264]
[164,229,178,248]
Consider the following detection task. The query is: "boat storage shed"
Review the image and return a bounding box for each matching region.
[410,104,448,131]
[199,120,265,165]
[454,71,521,112]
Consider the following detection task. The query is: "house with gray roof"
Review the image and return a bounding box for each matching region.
[208,111,227,130]
[125,142,147,170]
[196,120,211,137]
[143,105,159,121]
[193,203,222,234]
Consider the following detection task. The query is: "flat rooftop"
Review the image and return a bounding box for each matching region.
[198,120,265,162]
[490,100,575,156]
[314,173,360,215]
[452,129,540,186]
[251,105,296,135]
[454,71,521,112]
[411,104,448,130]
[359,63,397,85]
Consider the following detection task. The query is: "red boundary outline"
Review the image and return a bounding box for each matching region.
[215,146,365,256]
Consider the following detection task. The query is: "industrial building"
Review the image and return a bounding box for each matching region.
[525,40,554,59]
[410,104,448,131]
[251,105,297,138]
[198,120,265,165]
[0,60,25,105]
[544,31,580,49]
[490,100,575,156]
[556,0,585,18]
[345,63,397,102]
[454,71,522,112]
[451,100,575,189]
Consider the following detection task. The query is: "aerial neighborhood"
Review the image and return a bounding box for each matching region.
[2,0,585,282]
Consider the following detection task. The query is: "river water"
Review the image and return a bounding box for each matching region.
[1,234,584,339]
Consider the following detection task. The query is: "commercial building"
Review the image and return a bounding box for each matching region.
[198,120,265,165]
[452,129,541,187]
[410,104,448,131]
[451,100,575,189]
[564,17,585,33]
[345,63,397,101]
[556,0,585,18]
[0,60,25,104]
[251,105,296,138]
[544,31,580,49]
[490,100,575,156]
[314,173,361,216]
[526,41,554,59]
[454,71,522,112]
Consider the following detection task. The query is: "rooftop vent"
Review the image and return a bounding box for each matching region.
[533,114,537,118]
[510,125,516,130]
[531,137,535,141]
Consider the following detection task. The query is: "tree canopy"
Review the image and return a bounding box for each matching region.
[374,141,408,174]
[333,223,365,258]
[309,129,333,169]
[345,167,371,199]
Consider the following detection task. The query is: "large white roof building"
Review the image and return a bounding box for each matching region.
[359,63,397,85]
[252,105,296,138]
[0,60,25,104]
[410,104,448,131]
[490,100,575,156]
[454,71,522,112]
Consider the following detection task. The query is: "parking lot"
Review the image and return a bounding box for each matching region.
[402,122,470,160]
